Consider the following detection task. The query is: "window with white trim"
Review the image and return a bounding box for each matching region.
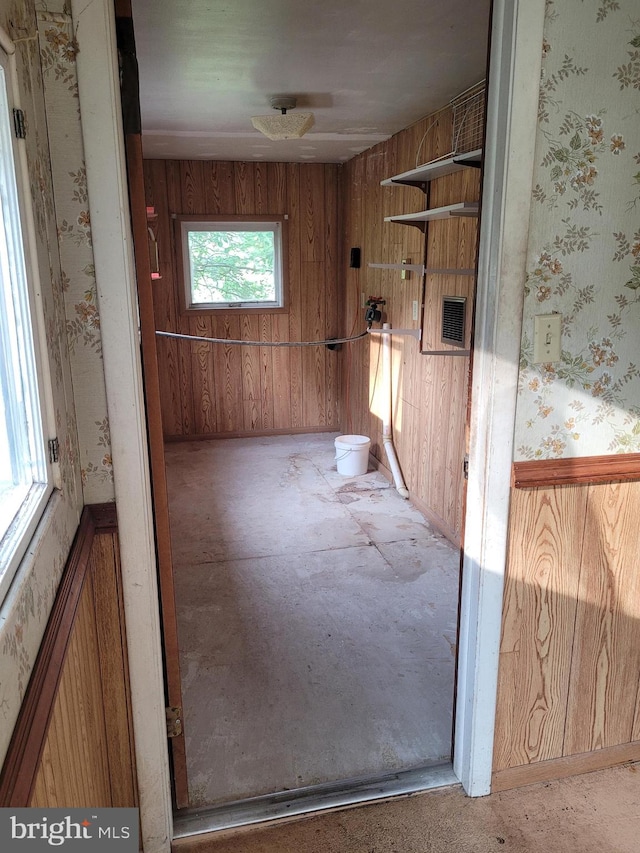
[176,216,286,312]
[0,45,53,600]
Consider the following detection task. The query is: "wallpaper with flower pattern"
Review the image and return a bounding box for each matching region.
[515,0,640,459]
[37,1,114,499]
[0,0,83,765]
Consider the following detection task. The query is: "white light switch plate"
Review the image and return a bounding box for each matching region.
[533,313,562,363]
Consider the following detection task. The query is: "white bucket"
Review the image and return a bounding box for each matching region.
[334,434,371,476]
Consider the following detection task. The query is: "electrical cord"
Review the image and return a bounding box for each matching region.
[155,329,370,348]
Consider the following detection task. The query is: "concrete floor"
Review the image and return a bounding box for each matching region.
[166,433,459,809]
[173,762,640,853]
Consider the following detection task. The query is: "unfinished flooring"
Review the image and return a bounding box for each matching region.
[173,762,640,853]
[166,433,459,809]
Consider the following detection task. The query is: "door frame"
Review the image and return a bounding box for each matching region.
[72,0,545,849]
[454,0,545,795]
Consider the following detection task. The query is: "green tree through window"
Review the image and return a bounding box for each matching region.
[182,221,282,308]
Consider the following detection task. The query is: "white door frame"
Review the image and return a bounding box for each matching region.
[454,0,545,795]
[70,0,545,848]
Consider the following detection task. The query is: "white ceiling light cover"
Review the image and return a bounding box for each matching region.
[252,96,315,140]
[251,111,315,140]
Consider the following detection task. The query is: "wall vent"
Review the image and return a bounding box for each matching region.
[441,296,466,347]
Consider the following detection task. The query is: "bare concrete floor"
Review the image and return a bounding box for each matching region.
[166,433,459,808]
[173,762,640,853]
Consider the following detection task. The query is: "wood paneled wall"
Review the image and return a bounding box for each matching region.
[492,477,640,790]
[341,110,480,541]
[143,160,341,439]
[0,506,138,808]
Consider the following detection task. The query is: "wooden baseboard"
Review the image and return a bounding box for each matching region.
[491,741,640,793]
[0,503,117,806]
[512,453,640,488]
[164,426,339,442]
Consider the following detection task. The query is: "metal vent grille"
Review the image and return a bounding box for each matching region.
[451,80,485,154]
[441,296,466,347]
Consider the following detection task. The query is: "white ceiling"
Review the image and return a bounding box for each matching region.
[131,0,491,163]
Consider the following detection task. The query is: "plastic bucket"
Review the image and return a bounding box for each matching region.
[334,435,371,476]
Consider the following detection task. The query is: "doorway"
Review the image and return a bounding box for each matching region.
[141,98,481,813]
[126,0,492,817]
[74,0,547,845]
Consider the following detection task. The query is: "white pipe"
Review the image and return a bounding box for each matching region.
[0,26,15,56]
[380,323,409,499]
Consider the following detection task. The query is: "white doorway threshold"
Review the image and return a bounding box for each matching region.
[173,762,458,837]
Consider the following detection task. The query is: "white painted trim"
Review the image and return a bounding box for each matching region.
[454,0,546,796]
[70,2,173,850]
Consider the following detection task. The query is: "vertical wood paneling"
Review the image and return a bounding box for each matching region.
[564,481,640,755]
[492,485,588,771]
[30,575,112,808]
[145,160,339,437]
[493,479,640,786]
[145,160,183,436]
[324,166,339,426]
[28,526,136,809]
[167,160,194,435]
[241,315,262,431]
[0,509,137,810]
[340,106,477,540]
[286,163,303,428]
[89,535,138,807]
[214,315,243,433]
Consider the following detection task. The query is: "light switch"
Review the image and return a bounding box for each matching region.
[533,313,562,363]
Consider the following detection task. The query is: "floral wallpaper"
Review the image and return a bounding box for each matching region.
[0,0,82,764]
[37,2,114,499]
[515,0,640,459]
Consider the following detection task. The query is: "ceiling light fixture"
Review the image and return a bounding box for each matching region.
[251,97,315,141]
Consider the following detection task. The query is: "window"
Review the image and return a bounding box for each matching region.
[176,215,286,312]
[0,46,52,599]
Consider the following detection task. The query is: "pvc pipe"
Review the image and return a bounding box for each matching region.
[381,323,409,499]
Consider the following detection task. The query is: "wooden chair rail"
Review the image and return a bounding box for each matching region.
[512,453,640,488]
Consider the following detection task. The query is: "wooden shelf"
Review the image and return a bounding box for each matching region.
[381,149,482,190]
[385,202,479,229]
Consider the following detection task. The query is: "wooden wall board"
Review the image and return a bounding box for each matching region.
[285,163,303,429]
[340,107,479,541]
[564,481,640,755]
[144,160,340,438]
[493,480,640,779]
[89,534,138,807]
[0,506,138,809]
[492,485,588,771]
[30,574,113,808]
[492,740,640,793]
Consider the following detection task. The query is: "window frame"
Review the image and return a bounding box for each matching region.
[174,214,289,315]
[0,40,55,601]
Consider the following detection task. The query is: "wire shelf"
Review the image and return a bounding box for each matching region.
[451,81,485,155]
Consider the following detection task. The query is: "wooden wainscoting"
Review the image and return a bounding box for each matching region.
[143,160,341,439]
[0,504,138,808]
[492,460,640,791]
